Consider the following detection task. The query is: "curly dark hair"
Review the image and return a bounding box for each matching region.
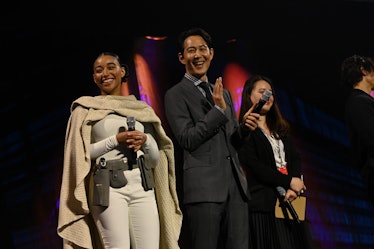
[95,51,130,82]
[341,54,374,88]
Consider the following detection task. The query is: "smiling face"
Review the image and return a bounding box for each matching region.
[178,35,214,81]
[93,54,126,96]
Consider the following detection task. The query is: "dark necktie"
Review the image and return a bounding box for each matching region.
[199,82,214,105]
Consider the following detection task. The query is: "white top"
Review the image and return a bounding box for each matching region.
[90,113,160,168]
[260,128,287,168]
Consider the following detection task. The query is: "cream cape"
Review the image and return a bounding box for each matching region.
[57,95,182,249]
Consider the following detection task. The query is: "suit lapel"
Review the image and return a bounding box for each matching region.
[182,79,212,112]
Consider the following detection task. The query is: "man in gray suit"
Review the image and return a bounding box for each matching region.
[164,27,259,249]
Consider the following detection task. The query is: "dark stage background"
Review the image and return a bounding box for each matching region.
[1,1,374,248]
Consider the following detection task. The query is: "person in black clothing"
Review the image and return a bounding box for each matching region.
[341,54,374,207]
[238,74,311,249]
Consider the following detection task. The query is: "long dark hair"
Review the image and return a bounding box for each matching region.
[239,75,290,139]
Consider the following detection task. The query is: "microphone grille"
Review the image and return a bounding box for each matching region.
[262,90,272,101]
[127,116,136,131]
[276,186,286,196]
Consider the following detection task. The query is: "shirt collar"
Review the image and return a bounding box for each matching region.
[184,73,209,87]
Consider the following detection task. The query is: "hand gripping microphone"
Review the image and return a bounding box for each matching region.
[276,186,301,224]
[253,89,272,114]
[126,117,137,166]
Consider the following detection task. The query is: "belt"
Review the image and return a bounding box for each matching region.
[98,157,139,171]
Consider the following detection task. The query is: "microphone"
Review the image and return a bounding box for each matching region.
[276,186,300,224]
[126,116,137,166]
[127,116,136,131]
[253,89,272,113]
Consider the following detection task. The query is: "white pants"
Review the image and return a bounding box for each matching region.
[91,168,160,249]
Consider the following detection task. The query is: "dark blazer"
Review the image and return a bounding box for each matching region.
[164,77,248,204]
[345,89,374,178]
[238,128,301,212]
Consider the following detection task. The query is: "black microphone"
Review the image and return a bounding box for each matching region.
[126,116,137,166]
[276,186,301,224]
[253,89,272,113]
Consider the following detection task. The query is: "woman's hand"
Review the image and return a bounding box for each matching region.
[242,105,260,131]
[285,188,298,202]
[287,177,306,201]
[116,130,147,152]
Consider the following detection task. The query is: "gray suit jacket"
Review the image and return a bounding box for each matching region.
[164,77,249,204]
